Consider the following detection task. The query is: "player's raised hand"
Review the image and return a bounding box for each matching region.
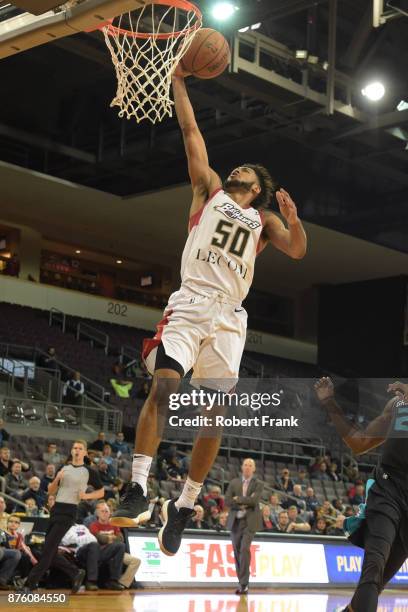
[276,189,299,225]
[314,377,335,402]
[172,61,191,79]
[387,381,408,400]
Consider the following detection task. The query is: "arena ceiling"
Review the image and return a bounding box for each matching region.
[0,0,408,252]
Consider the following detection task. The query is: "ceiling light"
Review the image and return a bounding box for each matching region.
[250,22,261,30]
[361,81,385,101]
[307,55,319,64]
[116,260,123,264]
[322,61,329,70]
[295,50,308,60]
[238,26,249,32]
[211,2,237,21]
[397,100,408,111]
[75,250,81,254]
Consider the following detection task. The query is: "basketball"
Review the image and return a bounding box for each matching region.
[181,28,230,79]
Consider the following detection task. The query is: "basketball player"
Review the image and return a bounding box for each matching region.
[24,440,104,592]
[315,377,408,612]
[111,68,307,557]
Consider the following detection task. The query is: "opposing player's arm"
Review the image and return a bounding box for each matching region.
[261,190,306,259]
[172,75,221,214]
[315,377,395,455]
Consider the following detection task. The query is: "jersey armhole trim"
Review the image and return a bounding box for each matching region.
[188,187,224,233]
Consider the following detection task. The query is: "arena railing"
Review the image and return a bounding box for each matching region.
[49,307,66,333]
[0,394,122,433]
[76,321,109,355]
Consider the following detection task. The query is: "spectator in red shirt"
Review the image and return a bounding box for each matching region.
[203,485,225,512]
[89,501,140,589]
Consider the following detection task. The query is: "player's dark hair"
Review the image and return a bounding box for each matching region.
[243,163,278,209]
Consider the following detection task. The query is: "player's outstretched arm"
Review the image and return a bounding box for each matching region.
[262,189,307,259]
[314,377,395,455]
[172,73,221,210]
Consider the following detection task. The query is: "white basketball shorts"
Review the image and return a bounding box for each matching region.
[142,287,247,391]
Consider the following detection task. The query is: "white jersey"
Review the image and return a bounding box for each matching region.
[180,188,264,303]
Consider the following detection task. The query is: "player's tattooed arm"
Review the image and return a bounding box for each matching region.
[314,377,395,455]
[172,75,221,212]
[261,189,306,259]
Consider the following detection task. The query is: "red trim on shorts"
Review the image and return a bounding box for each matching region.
[142,310,173,362]
[256,210,267,256]
[188,187,223,233]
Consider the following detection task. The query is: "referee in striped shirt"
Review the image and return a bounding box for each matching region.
[24,439,104,592]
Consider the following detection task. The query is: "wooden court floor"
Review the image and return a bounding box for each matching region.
[4,588,408,612]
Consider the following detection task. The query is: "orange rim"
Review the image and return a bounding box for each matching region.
[102,0,202,40]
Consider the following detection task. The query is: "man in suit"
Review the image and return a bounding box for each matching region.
[225,458,263,595]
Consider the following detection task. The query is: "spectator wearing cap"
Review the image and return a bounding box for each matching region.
[294,468,308,487]
[276,468,295,494]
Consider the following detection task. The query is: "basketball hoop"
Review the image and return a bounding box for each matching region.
[101,0,202,124]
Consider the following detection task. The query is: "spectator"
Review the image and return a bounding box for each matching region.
[203,485,225,513]
[63,371,85,406]
[269,493,284,526]
[344,506,355,518]
[305,487,319,513]
[40,465,56,493]
[0,496,10,531]
[101,445,118,477]
[89,501,141,589]
[90,432,107,453]
[312,517,328,535]
[206,503,221,529]
[0,420,10,447]
[106,498,118,515]
[166,456,185,481]
[110,433,131,456]
[286,506,311,533]
[261,505,274,532]
[0,530,21,589]
[186,505,209,530]
[316,500,337,526]
[328,462,340,481]
[43,494,56,515]
[6,514,38,578]
[349,484,365,506]
[5,462,28,498]
[282,484,306,511]
[38,347,59,375]
[61,523,124,591]
[217,511,229,531]
[110,378,133,399]
[276,468,294,494]
[0,448,29,477]
[147,473,163,501]
[333,498,345,514]
[24,498,39,517]
[42,443,62,467]
[294,468,308,487]
[22,478,46,511]
[314,461,331,482]
[97,460,116,494]
[273,510,291,533]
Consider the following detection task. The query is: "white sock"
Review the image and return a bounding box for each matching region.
[175,477,203,510]
[131,454,152,496]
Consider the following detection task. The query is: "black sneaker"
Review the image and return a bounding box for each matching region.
[71,569,86,594]
[110,482,151,527]
[158,499,194,556]
[104,580,125,591]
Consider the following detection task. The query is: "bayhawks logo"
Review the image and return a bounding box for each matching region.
[215,202,261,230]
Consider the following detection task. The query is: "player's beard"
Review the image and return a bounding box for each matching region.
[224,178,254,193]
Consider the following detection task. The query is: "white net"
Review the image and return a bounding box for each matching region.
[102,1,202,124]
